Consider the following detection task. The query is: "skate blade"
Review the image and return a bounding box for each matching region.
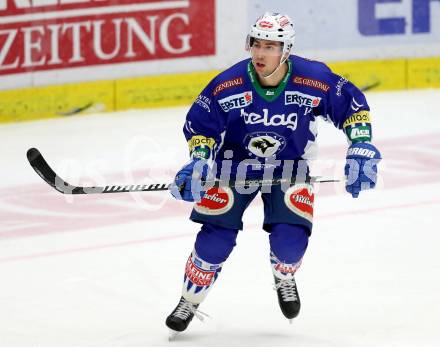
[168,329,179,341]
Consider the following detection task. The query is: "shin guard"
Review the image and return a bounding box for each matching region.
[182,249,223,304]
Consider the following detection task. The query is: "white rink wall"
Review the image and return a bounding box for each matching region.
[1,0,439,89]
[248,0,440,61]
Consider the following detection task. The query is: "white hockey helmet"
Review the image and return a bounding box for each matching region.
[246,12,295,55]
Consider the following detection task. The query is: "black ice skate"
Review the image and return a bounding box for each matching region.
[166,296,207,339]
[274,275,301,322]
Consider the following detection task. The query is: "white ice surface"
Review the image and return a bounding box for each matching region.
[1,89,440,347]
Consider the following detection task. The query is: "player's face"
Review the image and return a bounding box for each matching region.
[251,39,283,76]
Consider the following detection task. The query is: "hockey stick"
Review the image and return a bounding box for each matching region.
[26,147,342,195]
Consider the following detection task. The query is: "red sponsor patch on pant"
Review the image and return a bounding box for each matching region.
[284,184,314,222]
[194,187,234,215]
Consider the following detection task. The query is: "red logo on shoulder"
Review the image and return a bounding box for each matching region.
[213,78,244,96]
[293,76,330,93]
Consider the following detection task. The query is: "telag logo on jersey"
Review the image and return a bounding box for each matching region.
[218,91,252,112]
[244,132,286,158]
[285,91,321,108]
[240,109,297,130]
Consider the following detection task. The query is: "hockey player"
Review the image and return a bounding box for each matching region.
[166,12,381,335]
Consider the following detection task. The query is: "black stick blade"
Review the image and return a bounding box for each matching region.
[26,147,41,163]
[27,147,58,190]
[26,147,99,194]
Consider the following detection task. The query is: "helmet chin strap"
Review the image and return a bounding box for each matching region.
[261,54,289,79]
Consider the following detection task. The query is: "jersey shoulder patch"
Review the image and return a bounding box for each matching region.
[211,59,249,96]
[290,56,332,93]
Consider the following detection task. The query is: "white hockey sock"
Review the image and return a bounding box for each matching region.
[182,249,224,304]
[270,251,302,280]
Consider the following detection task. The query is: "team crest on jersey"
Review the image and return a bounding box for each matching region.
[218,91,253,112]
[284,184,314,222]
[243,132,286,158]
[194,187,234,215]
[285,91,321,108]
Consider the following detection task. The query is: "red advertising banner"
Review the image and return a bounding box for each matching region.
[0,0,215,75]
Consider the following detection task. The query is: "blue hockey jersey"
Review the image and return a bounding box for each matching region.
[183,55,372,179]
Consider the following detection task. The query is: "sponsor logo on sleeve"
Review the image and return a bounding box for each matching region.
[284,184,314,223]
[188,135,215,151]
[285,91,321,107]
[347,126,372,142]
[195,94,211,113]
[293,76,330,92]
[213,77,244,96]
[192,147,211,160]
[218,91,252,112]
[342,111,371,128]
[335,77,349,97]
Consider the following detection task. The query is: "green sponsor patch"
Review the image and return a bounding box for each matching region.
[347,126,371,143]
[192,147,211,160]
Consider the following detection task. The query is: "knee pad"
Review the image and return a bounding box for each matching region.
[269,223,309,264]
[195,223,238,264]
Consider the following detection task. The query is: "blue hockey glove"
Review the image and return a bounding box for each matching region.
[344,143,381,198]
[170,159,212,202]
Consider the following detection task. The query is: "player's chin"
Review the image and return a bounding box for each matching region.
[256,65,267,75]
[259,67,274,78]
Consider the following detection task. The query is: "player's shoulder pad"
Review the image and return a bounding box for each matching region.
[209,59,250,97]
[291,55,331,74]
[290,55,333,94]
